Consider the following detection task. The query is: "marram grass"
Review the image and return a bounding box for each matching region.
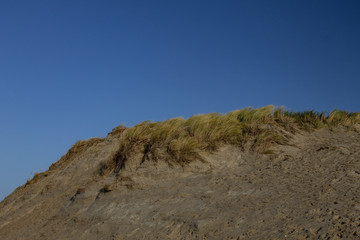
[25,106,359,183]
[103,106,359,172]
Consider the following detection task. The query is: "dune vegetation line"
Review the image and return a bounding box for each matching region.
[27,106,360,183]
[100,106,360,173]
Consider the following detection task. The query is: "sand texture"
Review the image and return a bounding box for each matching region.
[0,126,359,239]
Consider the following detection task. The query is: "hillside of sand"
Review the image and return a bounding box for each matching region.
[1,108,360,239]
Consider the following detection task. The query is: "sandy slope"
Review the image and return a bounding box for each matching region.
[0,126,359,239]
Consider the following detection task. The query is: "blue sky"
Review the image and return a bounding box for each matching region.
[1,0,359,200]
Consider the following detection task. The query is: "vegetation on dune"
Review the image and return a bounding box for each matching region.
[103,106,360,173]
[279,109,360,129]
[24,105,360,182]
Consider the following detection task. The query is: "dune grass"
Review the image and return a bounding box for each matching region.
[104,106,359,173]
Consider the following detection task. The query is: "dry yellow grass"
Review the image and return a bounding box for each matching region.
[103,106,359,173]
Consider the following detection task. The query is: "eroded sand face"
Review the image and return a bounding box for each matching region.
[0,127,359,239]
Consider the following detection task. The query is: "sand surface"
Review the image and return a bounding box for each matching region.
[0,126,359,239]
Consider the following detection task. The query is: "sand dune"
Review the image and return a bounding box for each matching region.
[1,110,359,239]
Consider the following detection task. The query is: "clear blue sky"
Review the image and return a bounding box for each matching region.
[1,0,359,200]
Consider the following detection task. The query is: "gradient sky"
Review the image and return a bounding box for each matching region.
[1,0,359,200]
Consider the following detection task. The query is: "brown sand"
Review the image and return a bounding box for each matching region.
[0,126,359,239]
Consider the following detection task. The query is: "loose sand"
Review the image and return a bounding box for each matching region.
[0,126,359,239]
